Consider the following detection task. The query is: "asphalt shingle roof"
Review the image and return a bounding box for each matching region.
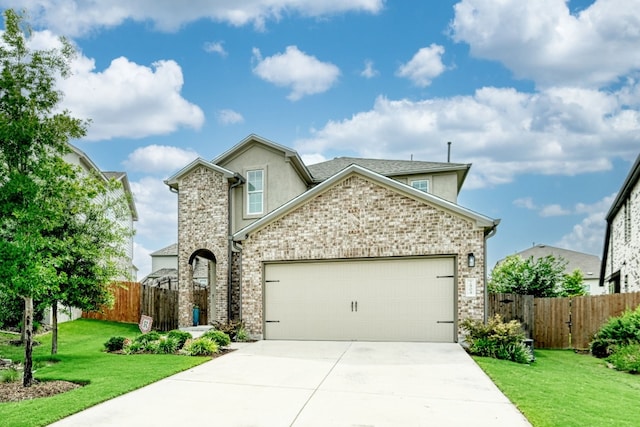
[150,243,177,256]
[307,157,469,181]
[510,244,601,279]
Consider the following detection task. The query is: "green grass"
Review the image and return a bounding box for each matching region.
[0,319,209,427]
[474,350,640,427]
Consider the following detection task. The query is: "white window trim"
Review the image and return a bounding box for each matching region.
[244,167,266,218]
[410,179,429,193]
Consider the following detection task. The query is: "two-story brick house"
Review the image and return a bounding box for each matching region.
[166,134,499,342]
[601,154,640,293]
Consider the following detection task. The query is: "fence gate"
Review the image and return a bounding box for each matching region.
[140,286,178,331]
[488,293,534,338]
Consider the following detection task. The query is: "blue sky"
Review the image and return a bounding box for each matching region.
[2,0,638,277]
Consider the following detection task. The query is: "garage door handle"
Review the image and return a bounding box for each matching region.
[355,301,358,312]
[437,320,454,324]
[266,320,280,323]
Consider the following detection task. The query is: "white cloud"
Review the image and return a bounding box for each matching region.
[252,46,340,101]
[204,41,227,57]
[450,0,640,88]
[361,59,379,78]
[301,153,327,165]
[124,145,199,174]
[133,242,152,280]
[396,44,446,87]
[5,0,384,36]
[539,204,571,217]
[513,197,536,210]
[555,193,617,256]
[295,83,640,188]
[216,109,245,125]
[130,176,178,243]
[59,56,205,141]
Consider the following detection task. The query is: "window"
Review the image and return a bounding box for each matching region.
[411,179,429,193]
[247,169,264,215]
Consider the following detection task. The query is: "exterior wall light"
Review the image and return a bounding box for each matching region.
[467,253,475,268]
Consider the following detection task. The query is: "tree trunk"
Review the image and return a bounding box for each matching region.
[23,296,34,387]
[20,308,26,343]
[51,300,58,355]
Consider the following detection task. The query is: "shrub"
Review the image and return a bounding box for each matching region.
[184,337,219,356]
[156,337,178,354]
[167,330,192,349]
[123,341,144,355]
[104,336,127,352]
[134,331,161,344]
[462,315,533,363]
[236,326,248,342]
[212,320,243,341]
[201,329,231,347]
[590,307,640,358]
[606,344,640,373]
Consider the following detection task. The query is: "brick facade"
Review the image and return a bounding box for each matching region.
[605,176,640,292]
[239,174,487,340]
[177,166,230,327]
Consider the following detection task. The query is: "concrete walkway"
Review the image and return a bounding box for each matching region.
[49,341,531,427]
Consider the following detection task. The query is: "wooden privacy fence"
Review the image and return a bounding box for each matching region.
[83,282,141,323]
[140,286,178,331]
[490,292,640,350]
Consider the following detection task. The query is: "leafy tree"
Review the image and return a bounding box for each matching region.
[559,269,587,297]
[489,254,567,298]
[0,9,127,386]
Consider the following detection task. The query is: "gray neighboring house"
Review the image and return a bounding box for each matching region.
[165,134,500,342]
[601,154,640,293]
[506,244,604,295]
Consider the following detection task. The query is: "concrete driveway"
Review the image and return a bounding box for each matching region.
[50,341,531,427]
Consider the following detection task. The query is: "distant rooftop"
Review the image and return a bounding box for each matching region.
[150,243,177,257]
[510,244,601,278]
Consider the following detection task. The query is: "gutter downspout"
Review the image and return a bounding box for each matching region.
[228,173,245,322]
[484,219,500,323]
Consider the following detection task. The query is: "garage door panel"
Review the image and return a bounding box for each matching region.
[264,258,455,342]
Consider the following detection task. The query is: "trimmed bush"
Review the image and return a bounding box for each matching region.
[201,329,231,347]
[134,331,161,344]
[590,307,640,358]
[606,344,640,373]
[104,336,127,352]
[156,337,178,354]
[167,330,192,349]
[462,315,533,364]
[184,337,219,356]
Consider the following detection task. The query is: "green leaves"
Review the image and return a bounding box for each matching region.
[489,254,570,297]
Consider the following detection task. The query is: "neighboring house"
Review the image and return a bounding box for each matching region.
[503,244,604,295]
[42,144,139,325]
[165,134,499,342]
[141,243,208,289]
[601,154,640,293]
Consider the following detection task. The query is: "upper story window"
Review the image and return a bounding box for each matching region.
[247,169,264,215]
[410,179,429,193]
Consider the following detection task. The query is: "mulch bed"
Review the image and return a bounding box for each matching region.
[0,379,82,402]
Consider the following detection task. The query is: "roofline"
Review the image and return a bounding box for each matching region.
[164,157,236,190]
[212,134,314,184]
[234,164,498,241]
[605,154,640,221]
[105,171,139,221]
[67,143,109,183]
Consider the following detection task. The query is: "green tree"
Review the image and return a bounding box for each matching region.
[489,254,567,298]
[0,9,98,386]
[559,269,587,297]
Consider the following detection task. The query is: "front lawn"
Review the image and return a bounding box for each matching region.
[475,349,640,427]
[0,319,210,427]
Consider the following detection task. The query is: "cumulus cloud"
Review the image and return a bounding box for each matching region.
[295,83,640,188]
[216,109,245,125]
[252,46,340,101]
[450,0,640,88]
[204,41,227,57]
[133,242,153,280]
[130,176,178,242]
[124,145,199,174]
[396,44,446,87]
[539,204,572,217]
[555,193,617,255]
[5,0,384,36]
[58,56,205,141]
[513,197,536,210]
[361,59,379,78]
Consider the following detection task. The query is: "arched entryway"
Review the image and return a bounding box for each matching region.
[188,249,216,325]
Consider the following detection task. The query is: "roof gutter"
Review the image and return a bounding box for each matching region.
[227,172,245,321]
[484,219,500,323]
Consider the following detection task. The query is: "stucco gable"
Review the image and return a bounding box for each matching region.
[164,157,236,191]
[212,134,313,184]
[233,164,498,240]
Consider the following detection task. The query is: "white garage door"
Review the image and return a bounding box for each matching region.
[264,257,455,342]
